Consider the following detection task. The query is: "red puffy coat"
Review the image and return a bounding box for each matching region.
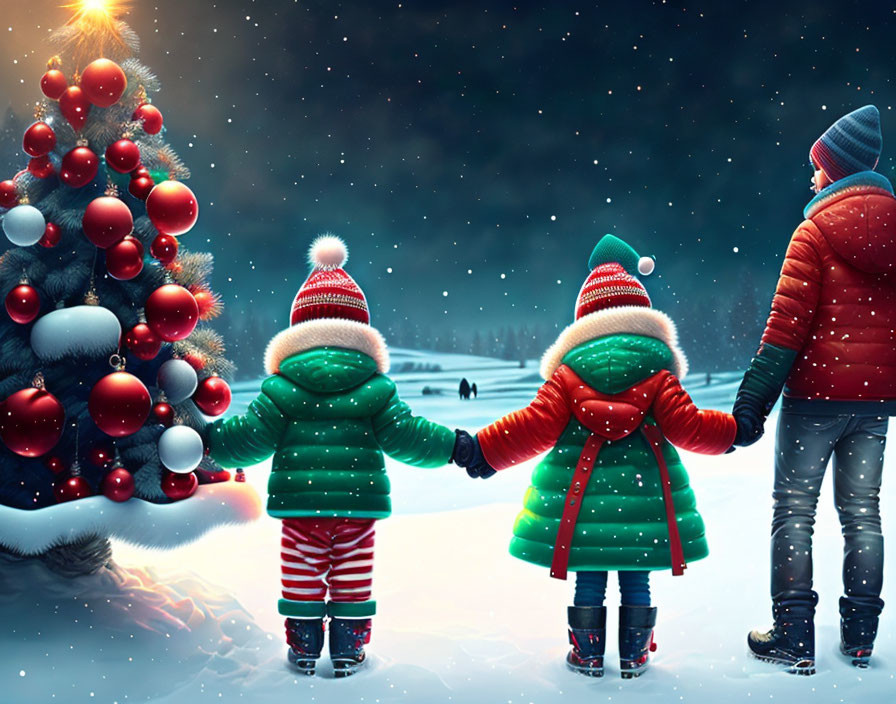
[760,179,896,402]
[479,366,736,469]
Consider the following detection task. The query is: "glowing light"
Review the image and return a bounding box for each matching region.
[64,0,129,19]
[58,0,132,70]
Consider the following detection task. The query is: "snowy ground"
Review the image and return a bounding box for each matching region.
[6,350,895,703]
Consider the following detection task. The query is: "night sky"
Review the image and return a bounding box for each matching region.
[1,1,894,375]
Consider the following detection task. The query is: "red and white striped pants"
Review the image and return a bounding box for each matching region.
[281,517,376,604]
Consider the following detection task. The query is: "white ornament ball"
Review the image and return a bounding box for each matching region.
[157,359,198,404]
[308,234,347,269]
[30,305,122,361]
[637,256,655,276]
[3,204,46,246]
[158,425,204,473]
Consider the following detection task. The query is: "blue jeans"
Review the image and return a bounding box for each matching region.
[574,571,651,607]
[771,412,887,616]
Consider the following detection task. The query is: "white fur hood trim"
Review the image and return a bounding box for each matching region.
[0,483,262,555]
[264,318,390,375]
[540,306,689,380]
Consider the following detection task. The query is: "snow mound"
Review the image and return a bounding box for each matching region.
[0,482,262,554]
[0,554,284,703]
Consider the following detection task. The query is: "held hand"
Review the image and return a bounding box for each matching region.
[451,429,476,466]
[733,409,765,447]
[452,429,497,479]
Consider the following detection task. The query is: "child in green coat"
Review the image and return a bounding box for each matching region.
[459,236,736,679]
[207,236,465,677]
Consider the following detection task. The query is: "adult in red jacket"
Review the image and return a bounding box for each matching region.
[733,105,894,674]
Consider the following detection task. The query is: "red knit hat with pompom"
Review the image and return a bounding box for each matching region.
[290,235,370,325]
[575,235,654,320]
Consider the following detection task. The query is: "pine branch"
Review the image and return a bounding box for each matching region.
[172,327,236,379]
[120,58,160,95]
[170,252,213,288]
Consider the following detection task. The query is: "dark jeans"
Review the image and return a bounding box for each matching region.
[574,570,651,607]
[771,412,887,617]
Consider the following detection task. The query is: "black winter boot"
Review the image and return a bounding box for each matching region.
[285,618,325,675]
[566,606,607,677]
[839,597,880,668]
[618,605,657,679]
[329,618,372,677]
[747,602,815,675]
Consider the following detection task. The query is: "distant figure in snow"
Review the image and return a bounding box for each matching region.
[733,105,895,674]
[472,383,478,399]
[705,372,711,386]
[459,378,471,400]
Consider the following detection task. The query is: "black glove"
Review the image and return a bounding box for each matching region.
[733,409,764,447]
[451,430,496,479]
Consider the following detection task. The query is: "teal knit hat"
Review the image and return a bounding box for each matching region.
[587,234,655,276]
[576,235,655,320]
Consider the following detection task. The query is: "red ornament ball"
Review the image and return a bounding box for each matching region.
[105,139,141,174]
[89,445,114,468]
[153,402,174,427]
[59,86,91,131]
[54,475,92,503]
[88,371,152,438]
[146,181,198,236]
[128,176,154,201]
[5,284,40,324]
[0,387,65,458]
[132,103,164,135]
[45,455,66,475]
[0,180,17,209]
[101,466,135,502]
[82,196,133,248]
[60,146,99,188]
[161,469,197,501]
[193,376,231,417]
[125,323,161,361]
[27,156,55,179]
[149,233,178,265]
[133,166,150,179]
[80,59,127,108]
[23,122,57,158]
[40,69,68,100]
[39,222,61,248]
[105,235,144,280]
[145,284,199,342]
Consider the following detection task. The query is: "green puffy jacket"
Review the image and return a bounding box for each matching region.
[479,329,735,573]
[208,346,456,519]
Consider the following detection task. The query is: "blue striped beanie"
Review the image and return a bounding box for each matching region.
[810,105,882,182]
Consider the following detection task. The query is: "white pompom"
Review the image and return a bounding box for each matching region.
[308,234,348,270]
[638,256,655,276]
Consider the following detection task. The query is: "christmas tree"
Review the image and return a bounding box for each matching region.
[0,2,258,576]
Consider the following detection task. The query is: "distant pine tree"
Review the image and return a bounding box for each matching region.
[471,330,483,356]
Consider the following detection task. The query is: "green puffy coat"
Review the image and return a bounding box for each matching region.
[208,346,456,519]
[478,330,735,573]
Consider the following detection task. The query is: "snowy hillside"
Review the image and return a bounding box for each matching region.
[7,349,894,704]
